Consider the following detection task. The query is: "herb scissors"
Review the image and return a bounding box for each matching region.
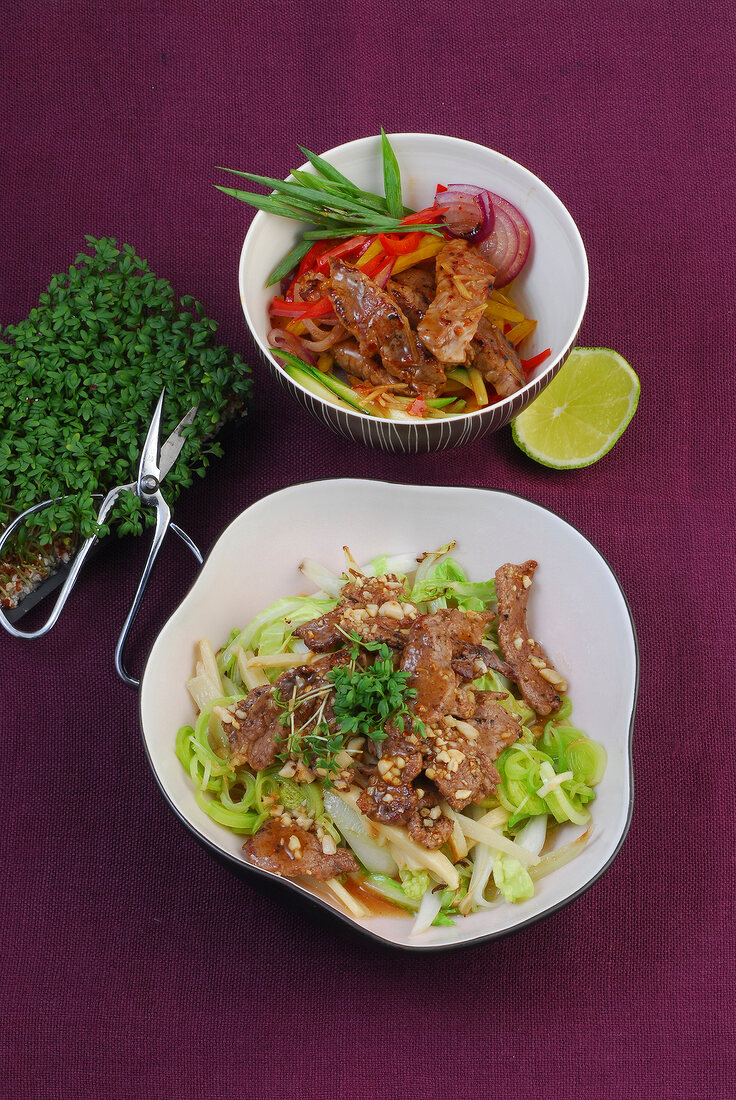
[0,388,203,687]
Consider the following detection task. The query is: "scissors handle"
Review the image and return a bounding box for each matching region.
[114,491,203,688]
[0,487,129,641]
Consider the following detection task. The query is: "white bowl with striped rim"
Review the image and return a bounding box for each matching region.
[238,133,588,453]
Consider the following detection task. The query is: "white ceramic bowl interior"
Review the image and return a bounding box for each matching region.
[238,134,588,444]
[140,480,636,950]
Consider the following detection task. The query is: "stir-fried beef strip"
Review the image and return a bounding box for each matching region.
[244,819,359,881]
[416,240,497,364]
[329,259,419,382]
[450,643,516,682]
[400,607,493,724]
[293,269,331,303]
[294,574,416,651]
[468,316,525,397]
[224,655,347,770]
[328,259,446,395]
[332,340,396,387]
[407,785,454,850]
[387,267,436,328]
[423,699,521,811]
[495,561,566,715]
[357,719,423,826]
[223,686,281,770]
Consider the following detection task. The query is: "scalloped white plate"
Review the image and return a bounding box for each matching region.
[139,480,637,950]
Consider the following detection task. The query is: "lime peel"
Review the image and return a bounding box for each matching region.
[511,347,640,469]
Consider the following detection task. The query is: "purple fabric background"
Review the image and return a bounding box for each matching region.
[2,2,734,1097]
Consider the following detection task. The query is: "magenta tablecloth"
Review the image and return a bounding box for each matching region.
[2,3,734,1097]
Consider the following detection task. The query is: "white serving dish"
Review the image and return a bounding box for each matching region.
[140,480,637,950]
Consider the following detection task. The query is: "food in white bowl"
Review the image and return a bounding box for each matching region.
[234,134,588,452]
[177,543,609,934]
[139,481,637,950]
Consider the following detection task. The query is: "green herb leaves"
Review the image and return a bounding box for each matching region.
[328,632,424,741]
[216,130,445,285]
[0,237,253,601]
[272,630,423,783]
[380,127,403,219]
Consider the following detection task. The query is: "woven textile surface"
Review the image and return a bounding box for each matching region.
[1,2,734,1097]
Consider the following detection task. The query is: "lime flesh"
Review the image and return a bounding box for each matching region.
[511,347,640,469]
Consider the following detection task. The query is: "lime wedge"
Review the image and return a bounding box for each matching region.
[511,348,640,469]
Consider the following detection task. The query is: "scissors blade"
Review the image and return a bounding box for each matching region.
[158,404,198,481]
[138,388,166,483]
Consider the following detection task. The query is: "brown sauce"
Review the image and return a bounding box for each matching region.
[343,876,410,919]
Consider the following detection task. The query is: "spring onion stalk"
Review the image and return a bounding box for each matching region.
[324,789,399,876]
[411,888,444,935]
[299,558,344,598]
[324,877,370,919]
[565,738,608,786]
[459,844,497,915]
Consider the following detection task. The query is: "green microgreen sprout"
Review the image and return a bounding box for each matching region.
[273,629,424,784]
[0,236,252,610]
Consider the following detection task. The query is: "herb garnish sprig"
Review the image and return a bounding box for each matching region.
[216,128,446,284]
[328,631,425,741]
[273,630,424,782]
[0,237,252,556]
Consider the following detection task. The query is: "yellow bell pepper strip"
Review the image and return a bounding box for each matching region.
[355,238,385,268]
[484,300,525,325]
[391,235,444,274]
[506,318,537,347]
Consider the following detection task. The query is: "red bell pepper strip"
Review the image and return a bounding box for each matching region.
[269,295,334,320]
[315,235,371,273]
[360,250,389,278]
[520,348,552,373]
[399,204,450,226]
[378,230,425,256]
[408,396,429,417]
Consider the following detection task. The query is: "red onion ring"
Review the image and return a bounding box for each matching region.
[300,323,347,352]
[269,326,317,366]
[439,184,532,285]
[373,256,396,288]
[436,184,495,244]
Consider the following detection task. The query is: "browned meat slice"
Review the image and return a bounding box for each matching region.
[357,776,418,825]
[407,786,454,850]
[495,561,565,715]
[469,316,525,397]
[387,267,436,328]
[357,719,423,825]
[416,240,496,364]
[292,269,331,303]
[424,697,521,810]
[223,686,281,770]
[225,656,346,771]
[400,607,493,723]
[244,820,358,881]
[333,340,395,387]
[329,259,418,382]
[470,690,524,758]
[294,574,415,651]
[451,643,516,683]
